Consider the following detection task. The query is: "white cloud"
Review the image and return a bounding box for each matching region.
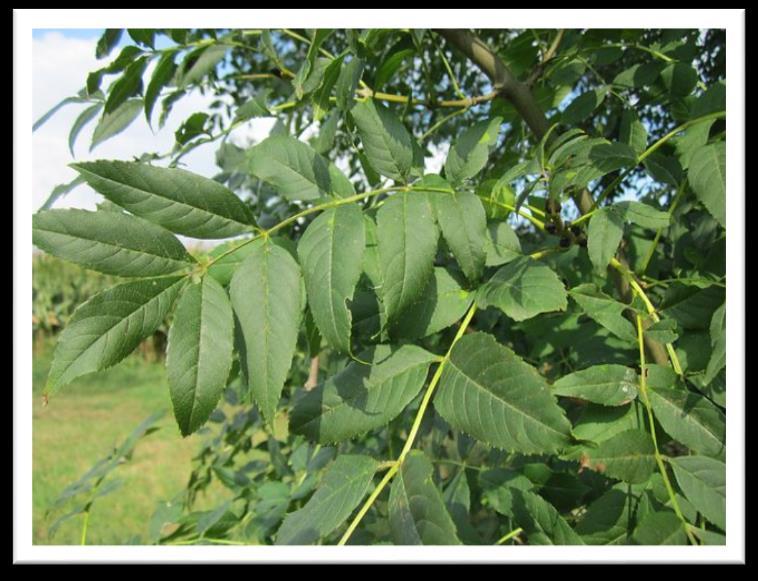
[32,31,275,221]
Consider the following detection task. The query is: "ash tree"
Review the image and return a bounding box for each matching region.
[33,27,727,546]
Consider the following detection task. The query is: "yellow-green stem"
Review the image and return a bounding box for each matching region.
[337,304,478,545]
[635,315,699,545]
[496,527,524,545]
[610,258,684,377]
[80,510,90,546]
[592,111,725,210]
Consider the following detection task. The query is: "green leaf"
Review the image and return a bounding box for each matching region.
[669,455,725,530]
[578,429,656,483]
[33,95,90,132]
[46,277,186,394]
[68,103,103,156]
[311,55,344,122]
[644,153,683,187]
[335,57,364,111]
[290,344,436,443]
[673,119,715,169]
[614,201,670,230]
[444,117,502,186]
[688,142,726,227]
[476,256,567,322]
[619,110,648,156]
[174,112,209,146]
[443,470,480,544]
[33,209,194,277]
[389,267,473,341]
[436,332,572,453]
[648,387,725,457]
[562,88,607,124]
[234,91,271,122]
[576,486,635,544]
[298,204,365,353]
[571,402,646,445]
[71,160,255,239]
[96,29,122,59]
[90,98,143,151]
[105,56,148,115]
[377,191,439,324]
[179,44,228,88]
[553,365,638,406]
[248,135,355,201]
[206,237,256,286]
[230,238,305,423]
[704,303,726,384]
[144,52,177,125]
[660,62,698,97]
[166,277,234,436]
[427,180,488,283]
[39,175,86,211]
[388,451,461,545]
[633,510,687,545]
[646,319,680,344]
[587,206,624,273]
[484,221,522,267]
[312,111,339,155]
[569,283,637,342]
[127,29,154,48]
[375,48,415,89]
[351,99,416,182]
[510,488,585,545]
[275,455,378,545]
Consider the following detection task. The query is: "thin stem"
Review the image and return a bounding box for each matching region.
[434,38,466,100]
[496,527,524,545]
[421,107,468,142]
[206,186,401,268]
[610,258,684,377]
[399,305,477,463]
[338,304,478,545]
[80,510,90,546]
[337,464,398,545]
[635,315,699,546]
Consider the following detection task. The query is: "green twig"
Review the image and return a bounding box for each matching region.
[635,315,699,545]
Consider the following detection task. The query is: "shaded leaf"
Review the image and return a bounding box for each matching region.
[275,455,378,545]
[290,344,436,443]
[389,451,461,545]
[436,332,572,453]
[476,256,567,322]
[553,365,638,406]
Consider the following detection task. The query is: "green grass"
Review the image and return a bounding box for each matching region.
[32,337,228,545]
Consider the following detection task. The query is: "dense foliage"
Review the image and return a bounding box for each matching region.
[32,28,726,546]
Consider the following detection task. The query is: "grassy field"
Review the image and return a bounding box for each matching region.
[32,337,228,545]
